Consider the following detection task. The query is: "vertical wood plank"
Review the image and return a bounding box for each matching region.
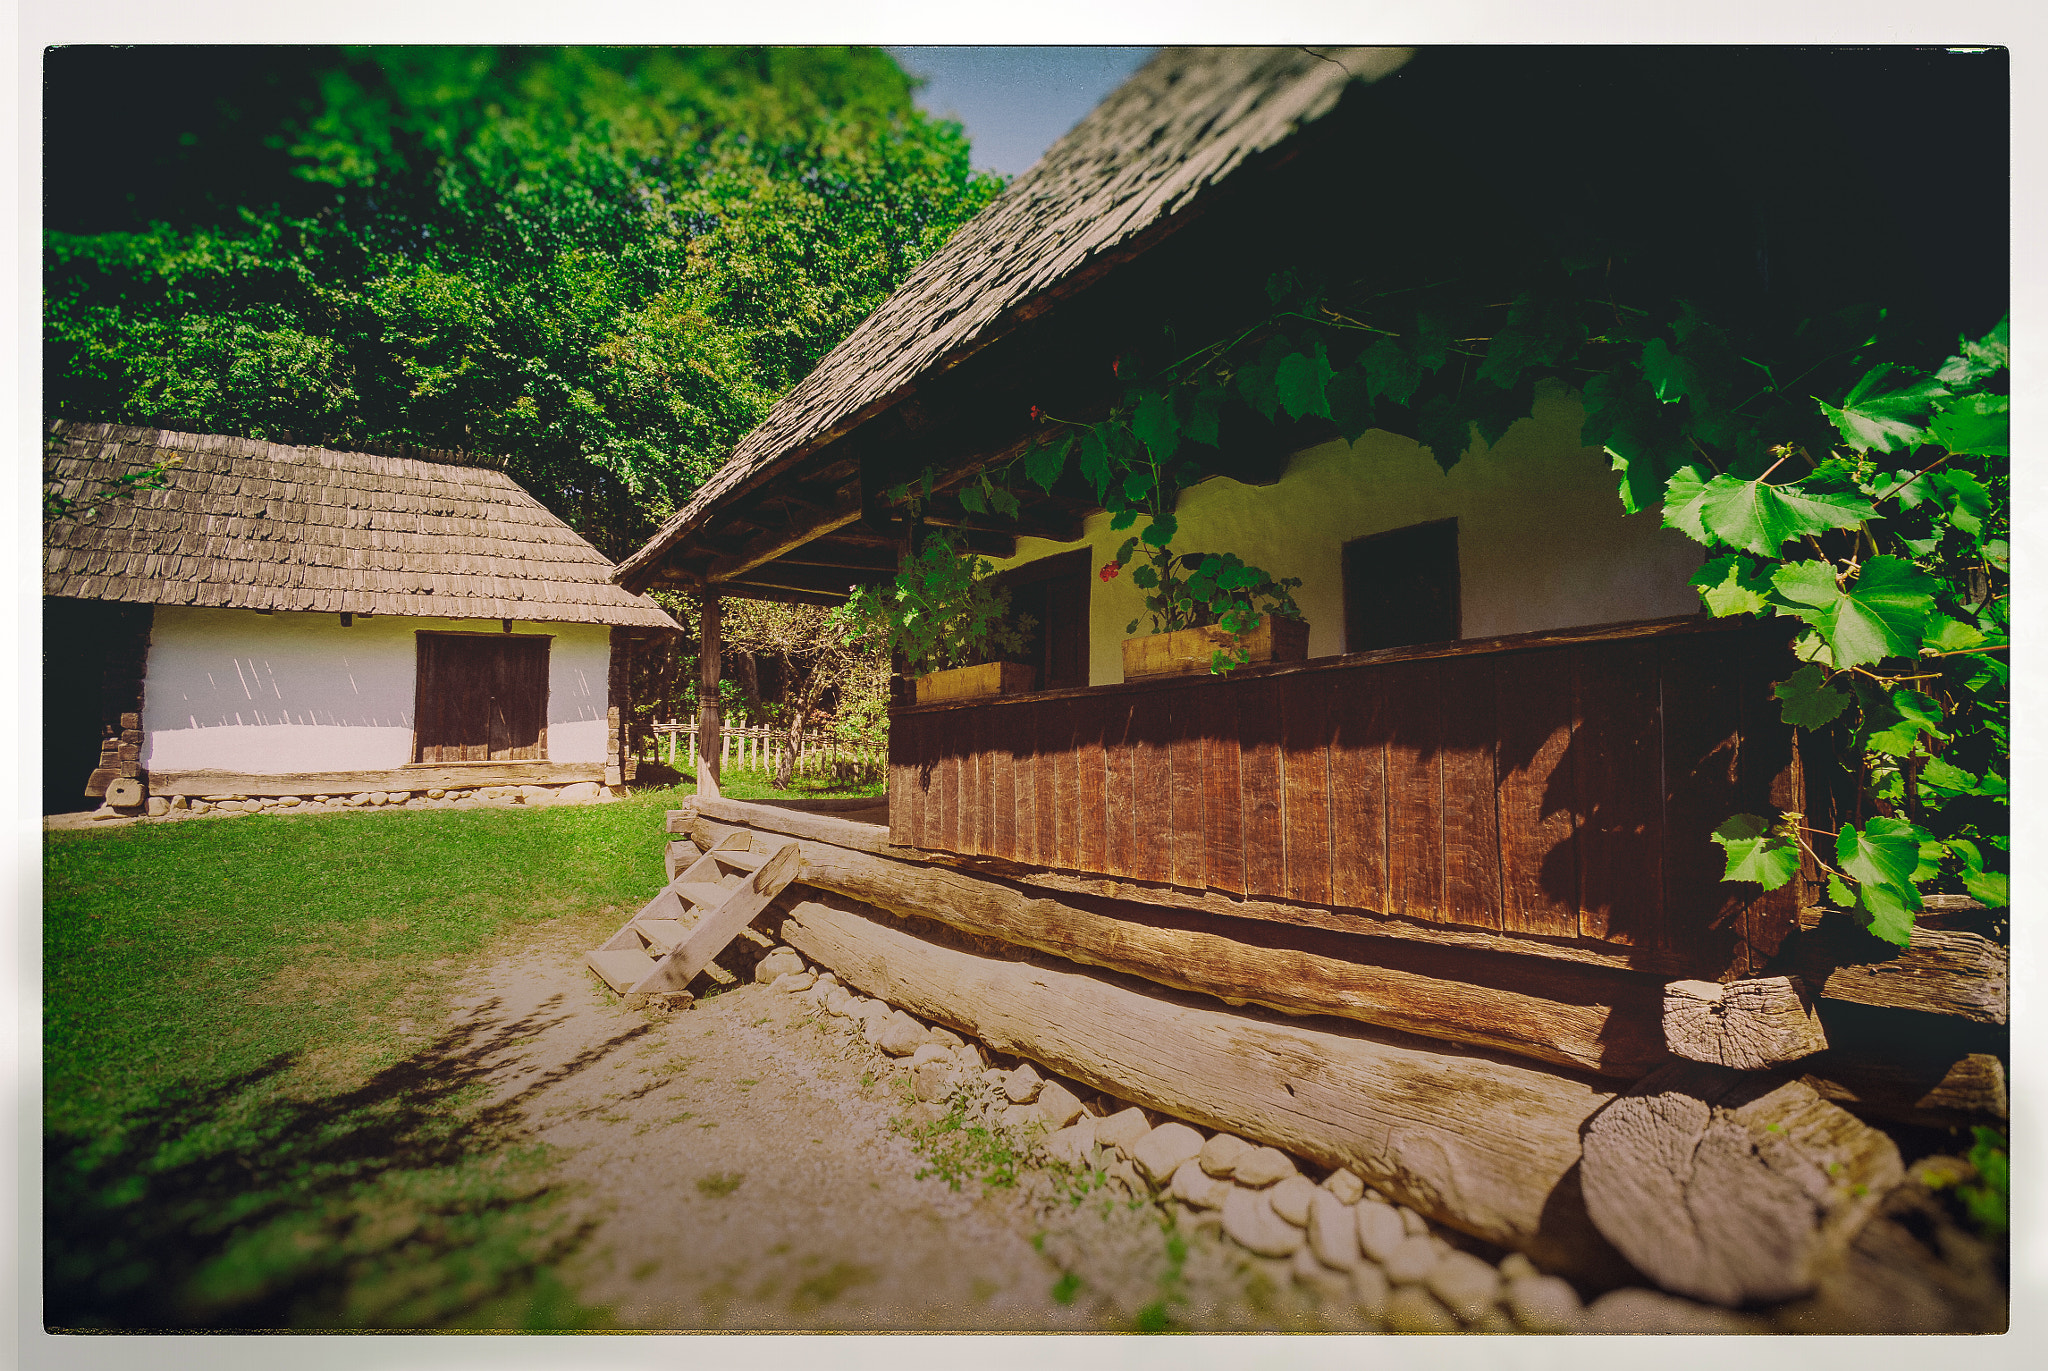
[1384,659,1445,921]
[938,708,961,855]
[1170,686,1207,890]
[1034,699,1060,868]
[1496,647,1579,938]
[1438,655,1503,931]
[1574,641,1665,948]
[889,710,913,846]
[1743,626,1805,976]
[990,705,1017,861]
[965,706,989,857]
[1053,697,1082,872]
[1281,673,1333,907]
[1074,694,1109,875]
[1238,676,1286,900]
[1328,666,1389,913]
[1132,686,1174,884]
[1103,696,1138,879]
[1202,685,1245,896]
[1012,704,1039,866]
[1660,633,1747,976]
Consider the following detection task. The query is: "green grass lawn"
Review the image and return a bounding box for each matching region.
[42,788,710,1331]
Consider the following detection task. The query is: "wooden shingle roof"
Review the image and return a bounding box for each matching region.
[615,45,1411,590]
[44,421,679,629]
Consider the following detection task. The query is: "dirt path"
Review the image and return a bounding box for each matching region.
[447,927,1312,1332]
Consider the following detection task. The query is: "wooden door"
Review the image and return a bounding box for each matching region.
[414,633,551,762]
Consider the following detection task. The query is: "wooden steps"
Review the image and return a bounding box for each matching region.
[584,829,801,1000]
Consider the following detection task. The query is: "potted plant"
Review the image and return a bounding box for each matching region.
[1111,546,1306,679]
[832,529,1039,704]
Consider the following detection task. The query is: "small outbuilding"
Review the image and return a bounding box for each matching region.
[43,420,678,813]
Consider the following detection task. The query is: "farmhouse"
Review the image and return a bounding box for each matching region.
[616,48,2004,1319]
[43,421,678,814]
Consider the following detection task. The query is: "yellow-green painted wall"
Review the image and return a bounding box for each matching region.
[986,381,1704,687]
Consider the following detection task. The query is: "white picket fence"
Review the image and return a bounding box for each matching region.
[649,721,885,784]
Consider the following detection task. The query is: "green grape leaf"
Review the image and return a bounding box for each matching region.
[1641,336,1705,403]
[1962,868,2009,907]
[957,482,988,515]
[1694,474,1872,556]
[1078,426,1113,501]
[1865,689,1945,756]
[1237,358,1281,421]
[1922,616,1987,653]
[1930,470,1992,536]
[1825,872,1855,907]
[989,487,1021,519]
[1413,394,1470,473]
[1773,664,1851,727]
[1769,556,1938,668]
[1663,465,1715,542]
[1134,389,1180,462]
[1361,336,1421,406]
[1024,433,1073,494]
[1583,370,1685,514]
[1478,294,1585,389]
[1712,813,1802,890]
[1935,316,2009,385]
[1817,365,1949,454]
[1836,816,1925,945]
[1919,756,1982,796]
[1325,366,1376,443]
[1926,393,2008,458]
[1690,553,1774,616]
[1414,303,1461,371]
[1276,349,1331,421]
[1182,386,1225,448]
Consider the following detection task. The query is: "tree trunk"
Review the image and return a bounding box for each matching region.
[1579,1060,1903,1306]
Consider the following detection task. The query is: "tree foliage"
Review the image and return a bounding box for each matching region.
[44,47,1004,558]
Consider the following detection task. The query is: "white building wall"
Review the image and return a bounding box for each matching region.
[989,382,1706,686]
[140,608,612,773]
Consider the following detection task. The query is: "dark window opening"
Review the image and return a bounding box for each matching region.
[1343,519,1460,652]
[990,548,1091,690]
[413,632,551,762]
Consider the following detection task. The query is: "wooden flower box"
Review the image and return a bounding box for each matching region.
[1122,616,1310,681]
[913,660,1039,705]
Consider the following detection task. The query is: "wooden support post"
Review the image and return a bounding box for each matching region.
[698,591,722,788]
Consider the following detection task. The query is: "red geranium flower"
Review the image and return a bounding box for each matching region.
[1029,404,1041,421]
[1099,562,1121,582]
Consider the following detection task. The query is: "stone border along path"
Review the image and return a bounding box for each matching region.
[44,781,621,831]
[719,941,1770,1334]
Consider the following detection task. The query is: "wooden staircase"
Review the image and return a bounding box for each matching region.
[586,829,800,1001]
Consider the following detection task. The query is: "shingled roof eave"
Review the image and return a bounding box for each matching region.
[612,45,1413,592]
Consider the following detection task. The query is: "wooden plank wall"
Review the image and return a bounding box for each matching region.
[889,623,1803,980]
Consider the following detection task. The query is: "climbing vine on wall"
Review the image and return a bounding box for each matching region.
[939,268,2007,945]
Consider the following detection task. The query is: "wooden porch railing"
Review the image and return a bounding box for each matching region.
[888,616,1806,981]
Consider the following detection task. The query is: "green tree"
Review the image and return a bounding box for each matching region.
[44,47,1004,559]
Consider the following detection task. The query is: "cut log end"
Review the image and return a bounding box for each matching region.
[1581,1060,1904,1307]
[1663,975,1829,1071]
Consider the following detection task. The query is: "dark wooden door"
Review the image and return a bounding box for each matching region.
[1343,518,1460,652]
[414,633,550,762]
[995,548,1091,690]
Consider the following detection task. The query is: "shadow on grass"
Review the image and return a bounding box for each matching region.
[46,994,655,1331]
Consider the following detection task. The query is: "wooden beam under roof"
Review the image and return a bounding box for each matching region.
[719,582,849,608]
[733,563,891,597]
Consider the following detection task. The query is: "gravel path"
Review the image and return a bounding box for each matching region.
[446,932,1293,1331]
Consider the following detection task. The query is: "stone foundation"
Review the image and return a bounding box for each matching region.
[66,780,625,827]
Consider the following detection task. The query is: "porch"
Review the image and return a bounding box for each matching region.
[886,615,1809,983]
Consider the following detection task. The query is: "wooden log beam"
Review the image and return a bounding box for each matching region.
[149,762,603,796]
[706,498,865,584]
[689,808,1670,1078]
[1800,1051,2008,1131]
[1663,975,1829,1071]
[683,795,1696,976]
[717,583,852,609]
[776,893,1634,1282]
[1795,914,2008,1024]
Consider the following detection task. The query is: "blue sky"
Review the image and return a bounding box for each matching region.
[889,47,1155,176]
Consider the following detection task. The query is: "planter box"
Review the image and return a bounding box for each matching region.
[1122,616,1310,681]
[914,660,1038,705]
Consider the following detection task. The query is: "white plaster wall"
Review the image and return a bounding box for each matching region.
[140,608,612,772]
[989,382,1705,686]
